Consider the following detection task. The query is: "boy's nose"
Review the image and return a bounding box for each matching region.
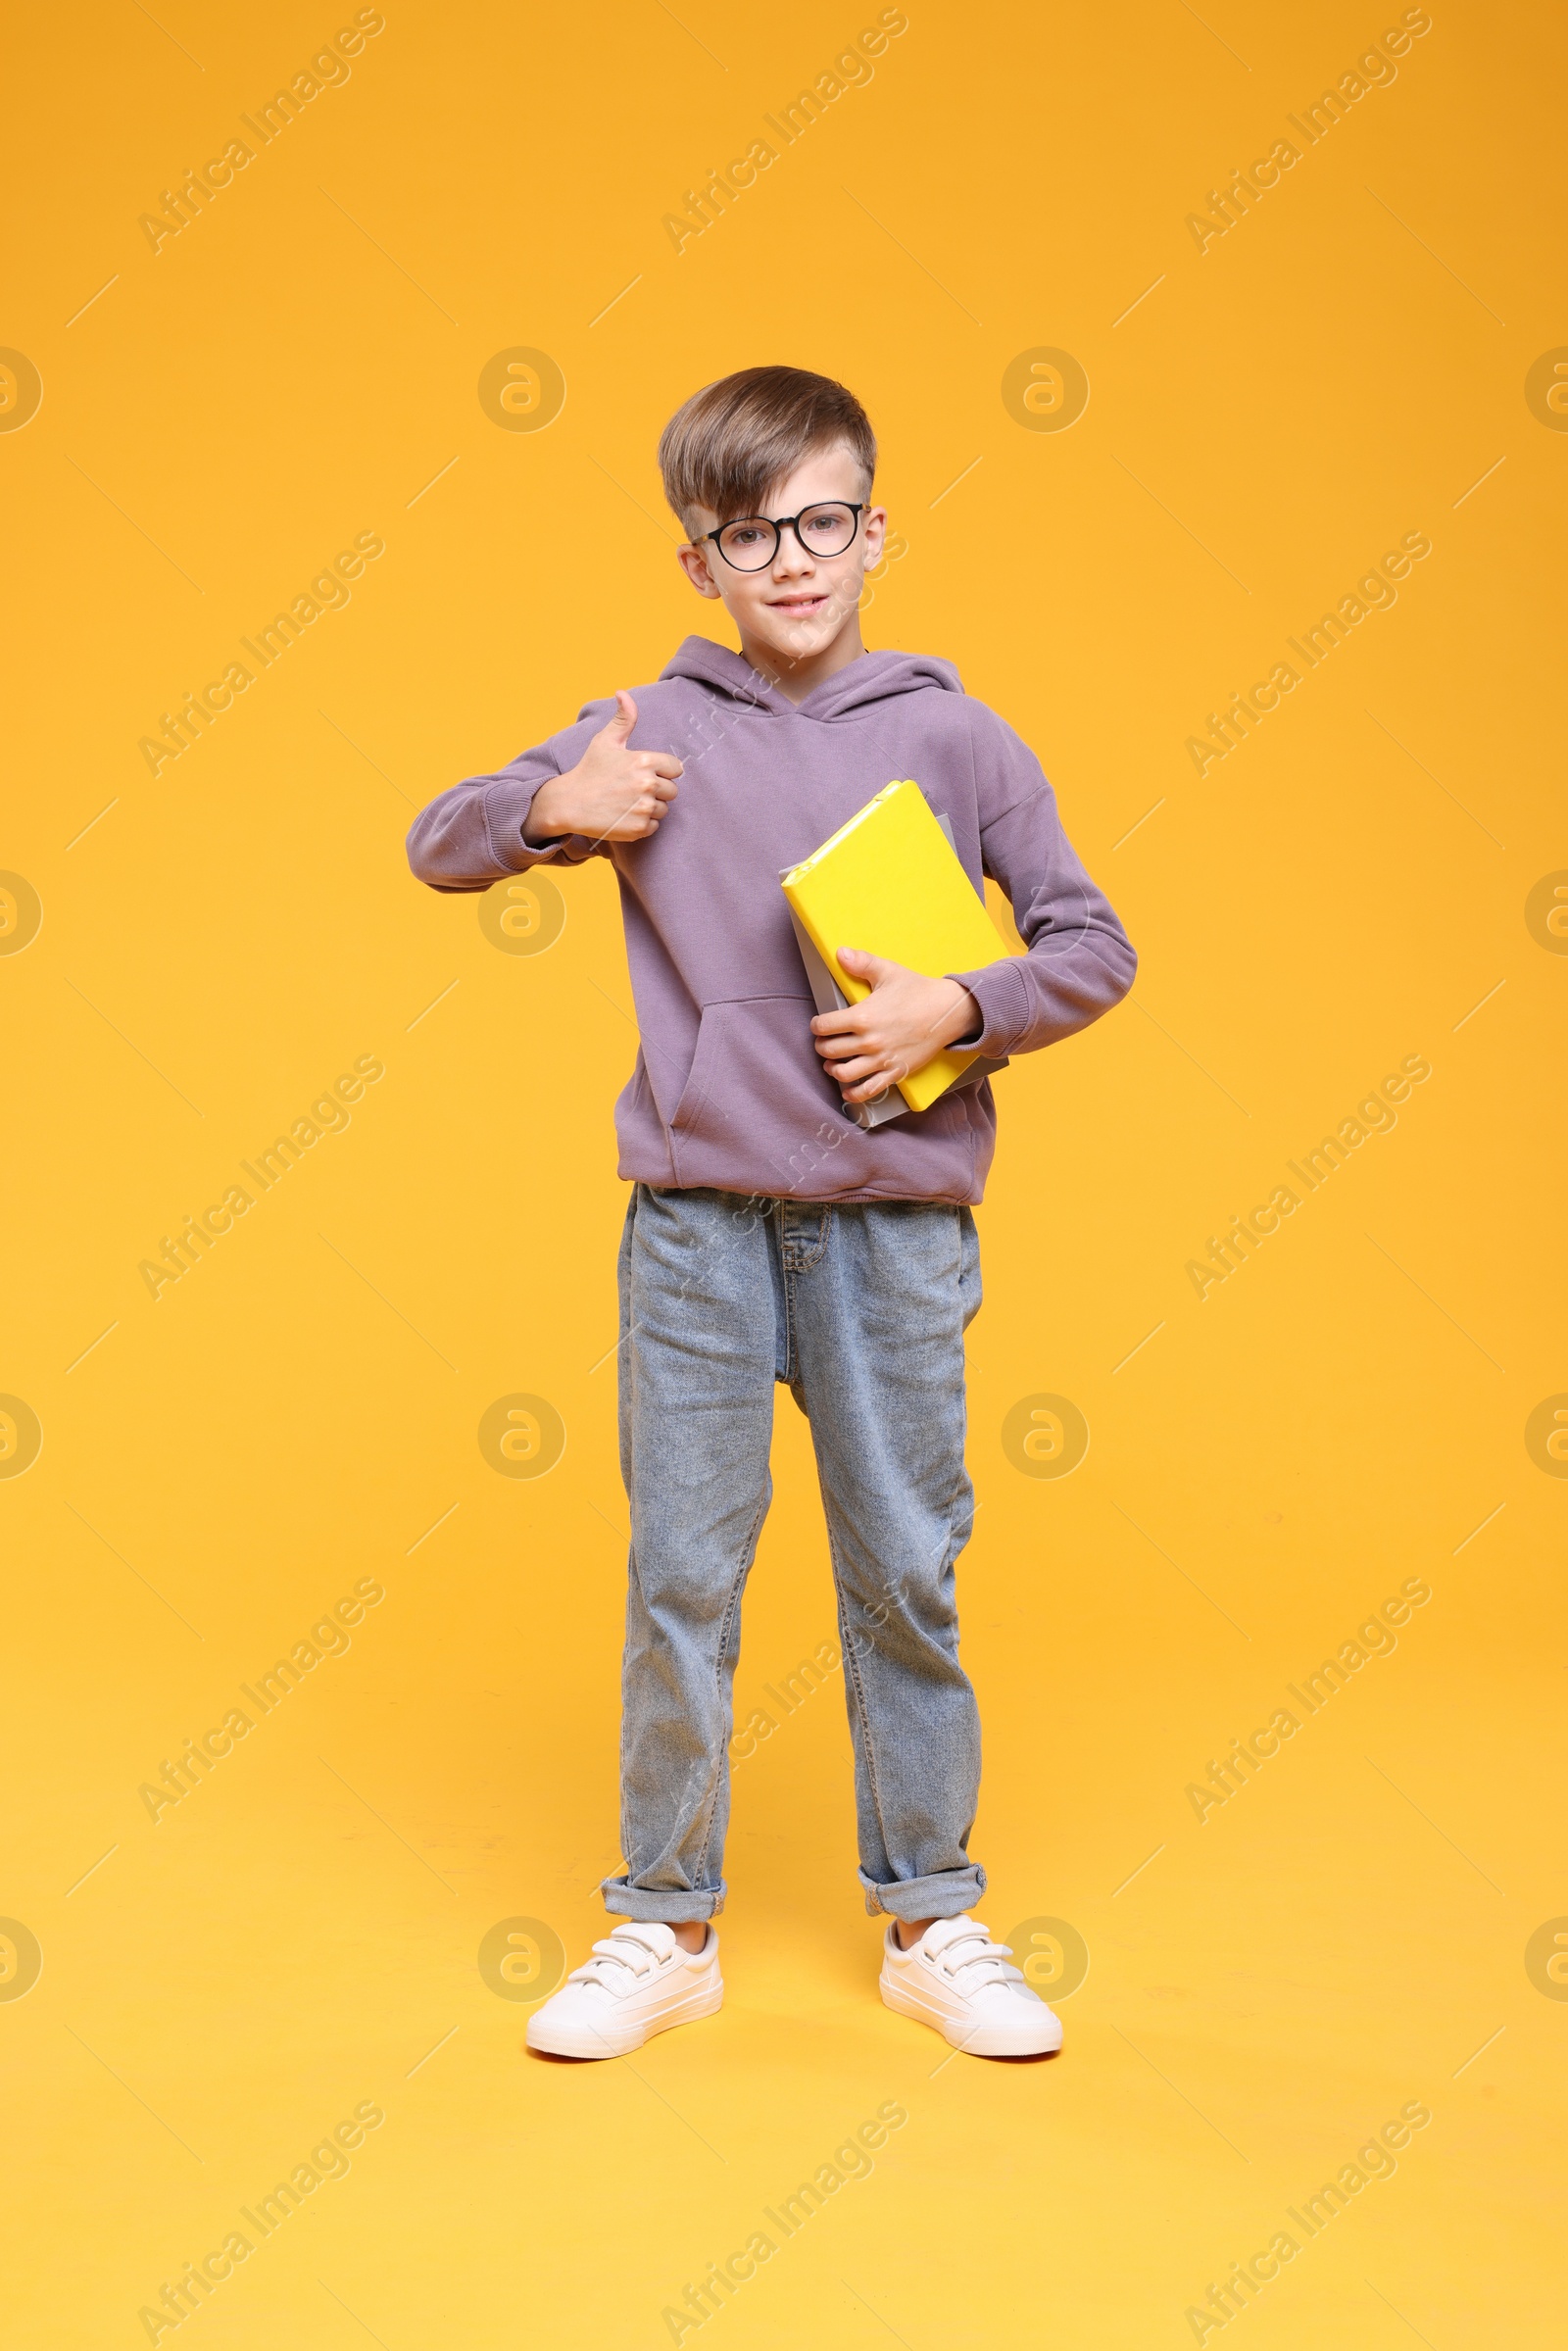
[772,530,814,576]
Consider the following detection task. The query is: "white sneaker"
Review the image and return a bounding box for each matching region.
[525,1922,722,2059]
[880,1914,1063,2057]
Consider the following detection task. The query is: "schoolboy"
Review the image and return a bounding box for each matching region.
[408,366,1135,2059]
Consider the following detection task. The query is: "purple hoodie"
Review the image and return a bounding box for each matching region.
[406,637,1135,1204]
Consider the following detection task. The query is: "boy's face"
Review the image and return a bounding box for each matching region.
[676,443,886,671]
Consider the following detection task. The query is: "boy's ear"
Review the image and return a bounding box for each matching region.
[676,539,724,599]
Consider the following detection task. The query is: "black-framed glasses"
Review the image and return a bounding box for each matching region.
[698,503,865,572]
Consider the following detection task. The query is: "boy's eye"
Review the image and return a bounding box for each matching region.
[803,511,841,537]
[725,523,764,546]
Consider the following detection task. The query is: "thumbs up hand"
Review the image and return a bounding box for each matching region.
[523,691,683,846]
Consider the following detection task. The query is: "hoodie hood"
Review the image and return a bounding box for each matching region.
[659,634,964,721]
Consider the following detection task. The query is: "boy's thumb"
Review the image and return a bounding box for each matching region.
[836,946,888,985]
[606,688,637,739]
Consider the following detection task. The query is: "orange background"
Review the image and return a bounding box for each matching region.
[3,1,1564,2343]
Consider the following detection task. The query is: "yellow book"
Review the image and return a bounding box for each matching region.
[781,779,1014,1114]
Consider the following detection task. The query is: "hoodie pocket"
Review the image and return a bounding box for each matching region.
[667,996,851,1189]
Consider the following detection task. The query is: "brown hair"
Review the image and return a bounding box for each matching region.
[658,365,876,530]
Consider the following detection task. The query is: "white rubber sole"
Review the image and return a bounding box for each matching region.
[879,1970,1063,2057]
[525,1975,724,2060]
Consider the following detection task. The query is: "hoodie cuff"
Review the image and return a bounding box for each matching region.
[486,777,598,870]
[948,959,1030,1058]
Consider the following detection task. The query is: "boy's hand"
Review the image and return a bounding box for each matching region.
[523,691,682,846]
[810,948,981,1104]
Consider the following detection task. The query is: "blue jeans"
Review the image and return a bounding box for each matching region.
[602,1184,986,1927]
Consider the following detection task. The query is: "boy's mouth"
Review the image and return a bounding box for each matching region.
[766,592,831,618]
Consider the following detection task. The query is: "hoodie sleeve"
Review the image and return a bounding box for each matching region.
[405,710,612,894]
[948,709,1136,1056]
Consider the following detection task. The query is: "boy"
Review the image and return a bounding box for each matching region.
[407,366,1135,2060]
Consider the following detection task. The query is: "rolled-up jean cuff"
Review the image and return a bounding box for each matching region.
[602,1875,725,1923]
[860,1864,987,1922]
